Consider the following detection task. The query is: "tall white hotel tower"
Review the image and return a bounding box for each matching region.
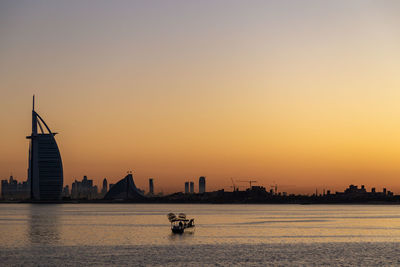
[27,96,63,200]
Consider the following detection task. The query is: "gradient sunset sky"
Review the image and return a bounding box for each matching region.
[1,0,400,194]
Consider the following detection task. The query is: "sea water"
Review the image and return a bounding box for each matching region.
[1,204,400,266]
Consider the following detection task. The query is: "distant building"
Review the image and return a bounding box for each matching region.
[104,174,146,201]
[27,96,63,200]
[1,176,17,198]
[190,182,194,194]
[185,182,189,194]
[199,176,206,193]
[71,175,98,199]
[335,184,394,198]
[344,184,367,195]
[101,178,108,196]
[62,185,70,197]
[1,176,29,200]
[149,178,154,195]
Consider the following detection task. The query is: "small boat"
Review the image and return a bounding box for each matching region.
[167,213,195,234]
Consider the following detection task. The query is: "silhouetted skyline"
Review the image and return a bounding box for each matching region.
[2,1,400,194]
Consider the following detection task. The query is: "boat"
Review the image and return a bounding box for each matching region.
[167,213,195,234]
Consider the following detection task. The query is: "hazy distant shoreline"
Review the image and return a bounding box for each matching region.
[1,200,400,205]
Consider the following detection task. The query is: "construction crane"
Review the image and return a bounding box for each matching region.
[230,178,237,192]
[238,180,257,189]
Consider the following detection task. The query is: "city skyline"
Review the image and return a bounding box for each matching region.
[2,2,400,266]
[2,1,400,194]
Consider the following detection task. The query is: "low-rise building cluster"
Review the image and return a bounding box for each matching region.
[1,176,29,200]
[62,176,109,200]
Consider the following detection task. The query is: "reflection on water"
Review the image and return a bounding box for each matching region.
[28,204,60,245]
[0,203,399,247]
[168,229,195,241]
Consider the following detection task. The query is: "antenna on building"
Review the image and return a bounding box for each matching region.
[33,95,35,111]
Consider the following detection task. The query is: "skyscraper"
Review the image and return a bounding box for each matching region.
[184,182,189,194]
[27,96,63,200]
[101,178,108,195]
[199,176,206,193]
[189,182,194,194]
[149,178,154,195]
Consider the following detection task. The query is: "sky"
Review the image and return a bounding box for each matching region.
[1,0,400,194]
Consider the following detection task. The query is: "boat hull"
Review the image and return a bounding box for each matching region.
[171,228,184,234]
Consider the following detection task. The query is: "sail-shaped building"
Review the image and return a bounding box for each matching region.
[27,96,63,200]
[104,174,146,201]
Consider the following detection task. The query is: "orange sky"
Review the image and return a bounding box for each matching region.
[1,1,400,194]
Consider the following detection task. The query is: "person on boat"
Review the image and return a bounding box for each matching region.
[179,221,183,229]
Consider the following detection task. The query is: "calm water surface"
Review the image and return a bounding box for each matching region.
[1,204,400,266]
